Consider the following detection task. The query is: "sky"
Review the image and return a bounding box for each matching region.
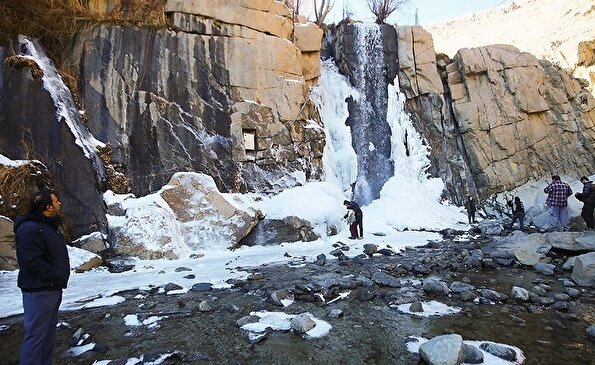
[302,0,508,25]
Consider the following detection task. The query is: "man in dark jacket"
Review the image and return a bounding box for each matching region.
[575,176,595,230]
[506,196,525,230]
[343,200,363,239]
[15,190,70,365]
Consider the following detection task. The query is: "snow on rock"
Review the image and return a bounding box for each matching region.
[394,300,461,317]
[106,172,263,258]
[241,311,332,340]
[68,246,102,272]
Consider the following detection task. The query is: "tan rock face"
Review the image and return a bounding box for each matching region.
[447,45,595,194]
[397,26,444,98]
[167,5,324,190]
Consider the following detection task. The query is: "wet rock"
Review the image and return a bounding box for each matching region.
[271,289,294,307]
[537,297,556,305]
[423,279,450,296]
[413,264,431,274]
[290,313,316,334]
[164,283,183,292]
[356,288,376,301]
[463,343,484,364]
[363,244,377,255]
[564,288,581,298]
[534,263,556,276]
[562,257,576,271]
[587,325,595,340]
[329,248,344,257]
[482,258,498,269]
[105,257,135,273]
[562,279,575,287]
[571,252,595,287]
[478,289,508,302]
[328,309,343,318]
[532,285,548,296]
[190,283,213,292]
[546,231,595,251]
[493,257,515,266]
[479,342,517,361]
[450,281,475,293]
[248,273,264,280]
[377,248,395,256]
[510,286,530,302]
[316,254,326,266]
[409,301,423,312]
[549,301,569,312]
[461,290,477,302]
[198,301,211,312]
[553,293,570,301]
[419,334,464,365]
[183,274,196,279]
[236,315,260,327]
[510,315,526,325]
[371,271,401,287]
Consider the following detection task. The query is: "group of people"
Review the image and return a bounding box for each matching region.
[464,175,595,232]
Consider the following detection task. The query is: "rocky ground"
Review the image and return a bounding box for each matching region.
[0,229,594,364]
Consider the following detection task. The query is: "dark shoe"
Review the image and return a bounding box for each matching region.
[357,236,363,240]
[349,236,356,239]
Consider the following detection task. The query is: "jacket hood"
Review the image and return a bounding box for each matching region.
[13,212,60,233]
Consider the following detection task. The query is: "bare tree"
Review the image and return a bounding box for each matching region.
[314,0,335,26]
[284,0,303,18]
[366,0,408,24]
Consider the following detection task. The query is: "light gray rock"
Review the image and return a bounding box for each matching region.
[423,279,450,296]
[461,290,477,302]
[479,221,504,236]
[534,263,556,276]
[450,281,475,293]
[565,287,581,298]
[478,289,508,302]
[328,309,343,318]
[0,216,17,271]
[290,313,316,334]
[510,286,530,302]
[546,231,595,252]
[409,301,423,312]
[490,232,551,265]
[236,315,260,327]
[587,325,595,339]
[72,231,108,254]
[363,244,377,255]
[563,257,577,271]
[571,252,595,287]
[270,289,294,306]
[419,334,464,365]
[198,301,211,312]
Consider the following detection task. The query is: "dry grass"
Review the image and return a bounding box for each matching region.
[97,145,131,194]
[0,161,53,219]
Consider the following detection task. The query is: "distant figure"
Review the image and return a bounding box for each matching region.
[544,175,573,232]
[465,195,476,224]
[507,196,525,230]
[344,207,358,239]
[575,176,595,230]
[343,200,363,239]
[15,190,70,365]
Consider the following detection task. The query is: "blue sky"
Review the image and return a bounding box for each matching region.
[307,0,508,25]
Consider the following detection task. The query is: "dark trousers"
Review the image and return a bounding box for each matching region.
[20,290,62,365]
[511,212,525,229]
[355,215,363,237]
[349,222,358,238]
[582,202,595,228]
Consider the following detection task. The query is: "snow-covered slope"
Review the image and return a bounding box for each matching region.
[427,0,595,89]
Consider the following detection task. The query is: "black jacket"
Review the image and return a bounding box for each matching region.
[14,212,70,292]
[576,181,595,204]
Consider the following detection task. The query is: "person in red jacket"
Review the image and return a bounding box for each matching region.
[15,190,70,365]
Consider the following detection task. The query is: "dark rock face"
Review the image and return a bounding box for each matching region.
[333,24,398,205]
[238,216,319,246]
[73,25,237,196]
[0,44,108,239]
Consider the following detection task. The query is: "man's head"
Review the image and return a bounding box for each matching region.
[551,175,561,181]
[30,190,61,217]
[343,200,350,206]
[580,176,589,184]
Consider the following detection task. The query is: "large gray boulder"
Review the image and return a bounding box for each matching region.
[419,334,464,365]
[572,252,595,287]
[238,216,318,246]
[547,231,595,252]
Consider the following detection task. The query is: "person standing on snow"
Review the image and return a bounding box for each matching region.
[575,176,595,230]
[15,190,70,365]
[343,200,363,239]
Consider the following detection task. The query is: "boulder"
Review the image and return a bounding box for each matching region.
[72,231,108,254]
[238,216,318,246]
[423,279,450,296]
[490,232,551,266]
[572,252,595,287]
[546,231,595,252]
[290,313,316,334]
[419,334,464,365]
[510,286,530,302]
[160,173,261,250]
[294,23,323,52]
[68,246,102,272]
[0,216,17,270]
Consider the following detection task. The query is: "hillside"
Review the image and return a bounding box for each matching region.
[426,0,595,92]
